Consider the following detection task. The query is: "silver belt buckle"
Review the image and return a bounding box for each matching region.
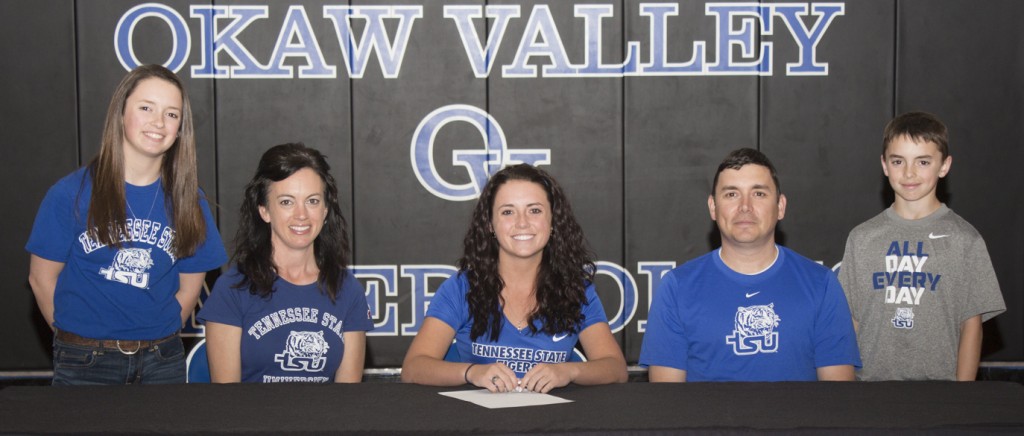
[116,340,141,355]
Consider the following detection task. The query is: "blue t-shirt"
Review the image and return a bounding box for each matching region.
[427,272,608,377]
[640,246,861,381]
[198,266,374,383]
[26,167,227,340]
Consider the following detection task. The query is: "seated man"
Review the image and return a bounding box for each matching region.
[640,148,860,381]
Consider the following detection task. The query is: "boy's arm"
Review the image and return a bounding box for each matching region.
[837,235,861,334]
[955,315,982,381]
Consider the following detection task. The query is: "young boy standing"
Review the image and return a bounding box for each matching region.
[839,112,1006,381]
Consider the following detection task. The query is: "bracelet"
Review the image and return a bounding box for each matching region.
[464,363,476,384]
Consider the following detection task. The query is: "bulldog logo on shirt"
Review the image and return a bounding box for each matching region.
[98,247,154,289]
[274,331,330,372]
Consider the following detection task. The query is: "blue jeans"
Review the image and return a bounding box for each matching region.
[51,333,186,385]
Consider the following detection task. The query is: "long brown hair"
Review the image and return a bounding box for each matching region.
[86,64,205,258]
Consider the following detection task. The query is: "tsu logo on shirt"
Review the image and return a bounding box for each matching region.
[99,247,155,289]
[274,330,331,372]
[892,307,915,329]
[726,303,781,355]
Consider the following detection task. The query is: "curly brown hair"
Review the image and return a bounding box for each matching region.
[459,164,596,342]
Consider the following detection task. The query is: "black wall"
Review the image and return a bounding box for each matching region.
[1,0,1020,370]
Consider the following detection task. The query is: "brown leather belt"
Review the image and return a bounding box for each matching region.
[55,330,179,355]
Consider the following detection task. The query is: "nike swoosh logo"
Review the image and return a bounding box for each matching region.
[552,333,569,342]
[929,233,950,239]
[745,292,760,298]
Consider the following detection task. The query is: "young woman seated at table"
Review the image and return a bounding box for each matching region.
[402,164,627,393]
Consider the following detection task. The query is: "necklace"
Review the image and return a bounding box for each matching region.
[507,310,532,331]
[127,180,161,222]
[502,291,535,332]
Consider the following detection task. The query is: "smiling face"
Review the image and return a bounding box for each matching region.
[121,77,182,163]
[882,134,951,210]
[491,180,552,266]
[708,164,786,249]
[259,168,327,255]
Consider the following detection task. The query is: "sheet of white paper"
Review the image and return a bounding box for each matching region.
[439,389,573,409]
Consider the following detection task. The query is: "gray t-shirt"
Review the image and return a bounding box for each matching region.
[838,205,1005,381]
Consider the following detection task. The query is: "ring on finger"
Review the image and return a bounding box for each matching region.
[491,376,500,386]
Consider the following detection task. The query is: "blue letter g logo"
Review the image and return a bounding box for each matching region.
[411,104,550,201]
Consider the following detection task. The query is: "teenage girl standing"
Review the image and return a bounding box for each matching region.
[26,64,227,385]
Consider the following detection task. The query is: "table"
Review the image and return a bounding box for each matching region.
[2,381,1022,434]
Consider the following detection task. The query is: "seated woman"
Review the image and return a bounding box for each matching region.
[199,143,372,383]
[402,164,627,393]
